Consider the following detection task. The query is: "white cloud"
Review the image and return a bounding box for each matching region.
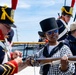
[0,0,31,9]
[18,2,31,9]
[0,0,10,7]
[40,0,55,7]
[17,0,56,8]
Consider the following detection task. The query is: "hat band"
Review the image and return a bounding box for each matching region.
[1,6,14,23]
[61,7,73,15]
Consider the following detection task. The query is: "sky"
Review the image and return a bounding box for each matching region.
[0,0,76,42]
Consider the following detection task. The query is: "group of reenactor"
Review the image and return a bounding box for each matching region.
[0,0,76,75]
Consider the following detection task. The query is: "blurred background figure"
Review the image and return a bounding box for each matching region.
[38,31,46,42]
[38,31,48,49]
[64,22,76,75]
[57,6,73,41]
[57,0,75,41]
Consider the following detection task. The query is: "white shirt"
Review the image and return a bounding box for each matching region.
[48,45,57,54]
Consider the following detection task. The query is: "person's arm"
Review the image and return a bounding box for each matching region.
[10,50,22,60]
[0,56,31,75]
[18,57,31,72]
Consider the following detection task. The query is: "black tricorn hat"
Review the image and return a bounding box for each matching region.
[38,31,45,37]
[0,6,16,28]
[61,6,73,16]
[40,17,58,32]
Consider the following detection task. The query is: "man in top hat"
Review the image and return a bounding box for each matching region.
[0,5,31,75]
[57,6,73,41]
[64,22,76,75]
[30,17,75,75]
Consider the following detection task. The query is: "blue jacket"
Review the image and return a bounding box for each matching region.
[0,41,5,64]
[64,34,76,75]
[64,34,76,55]
[57,19,68,41]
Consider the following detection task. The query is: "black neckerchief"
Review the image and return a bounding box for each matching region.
[43,42,64,75]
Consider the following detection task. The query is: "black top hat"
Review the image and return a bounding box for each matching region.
[61,6,73,16]
[0,6,16,28]
[40,17,58,32]
[38,31,45,37]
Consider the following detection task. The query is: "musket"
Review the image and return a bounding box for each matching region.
[22,56,76,66]
[32,56,76,65]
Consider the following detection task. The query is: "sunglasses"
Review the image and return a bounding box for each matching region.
[47,29,58,35]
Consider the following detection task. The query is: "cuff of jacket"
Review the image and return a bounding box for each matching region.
[7,60,18,75]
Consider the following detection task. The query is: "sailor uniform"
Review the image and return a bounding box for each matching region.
[35,43,75,75]
[36,17,75,75]
[57,19,70,41]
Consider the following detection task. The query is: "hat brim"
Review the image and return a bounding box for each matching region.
[0,22,17,28]
[38,31,45,37]
[9,24,17,28]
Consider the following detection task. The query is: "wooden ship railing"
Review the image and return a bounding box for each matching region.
[12,42,45,58]
[13,42,45,45]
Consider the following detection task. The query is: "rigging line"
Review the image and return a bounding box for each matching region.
[33,44,39,75]
[33,44,36,75]
[64,0,66,6]
[15,28,19,42]
[73,13,76,22]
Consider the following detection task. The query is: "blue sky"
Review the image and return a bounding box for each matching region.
[1,0,76,42]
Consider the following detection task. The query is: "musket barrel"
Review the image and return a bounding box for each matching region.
[68,56,76,61]
[36,57,61,64]
[36,56,76,64]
